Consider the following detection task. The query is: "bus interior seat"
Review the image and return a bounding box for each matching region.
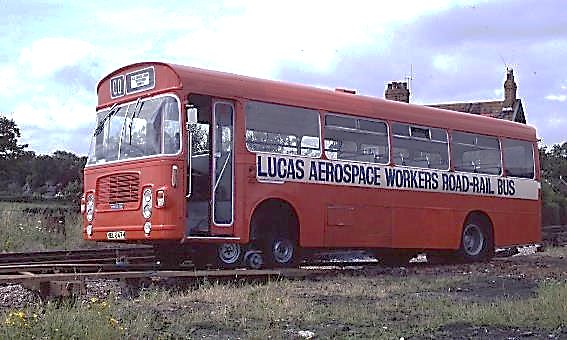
[394,152,407,166]
[375,153,387,164]
[338,143,358,161]
[411,158,430,168]
[339,143,374,163]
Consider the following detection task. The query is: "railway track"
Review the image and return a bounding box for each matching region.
[542,225,567,246]
[0,247,156,274]
[0,244,540,297]
[0,247,382,297]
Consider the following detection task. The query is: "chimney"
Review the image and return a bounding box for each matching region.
[385,82,410,103]
[503,68,517,108]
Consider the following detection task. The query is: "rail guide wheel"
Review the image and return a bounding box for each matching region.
[244,249,264,269]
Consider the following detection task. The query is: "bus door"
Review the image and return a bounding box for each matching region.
[186,95,234,235]
[211,101,234,228]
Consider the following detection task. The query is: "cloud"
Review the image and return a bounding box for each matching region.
[11,94,94,130]
[0,66,19,93]
[274,0,567,147]
[164,0,475,79]
[18,124,94,156]
[407,0,567,47]
[545,95,566,102]
[18,38,94,77]
[0,37,102,155]
[50,60,102,92]
[2,0,566,155]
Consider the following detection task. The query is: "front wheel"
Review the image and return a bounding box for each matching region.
[216,243,242,268]
[458,216,493,262]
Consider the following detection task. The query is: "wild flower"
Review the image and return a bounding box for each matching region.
[109,317,119,327]
[4,310,37,328]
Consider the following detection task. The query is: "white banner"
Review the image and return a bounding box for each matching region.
[256,154,539,200]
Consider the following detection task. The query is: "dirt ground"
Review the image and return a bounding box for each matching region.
[169,248,567,339]
[2,247,567,339]
[389,249,567,339]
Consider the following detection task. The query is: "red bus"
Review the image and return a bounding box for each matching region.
[83,62,540,268]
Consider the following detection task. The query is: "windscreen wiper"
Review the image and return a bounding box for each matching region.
[93,103,119,136]
[118,99,141,157]
[128,98,143,144]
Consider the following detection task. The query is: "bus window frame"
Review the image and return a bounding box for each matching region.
[391,121,450,170]
[323,112,390,165]
[450,130,503,176]
[244,100,322,158]
[501,137,536,179]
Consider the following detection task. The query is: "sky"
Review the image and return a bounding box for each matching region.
[1,0,565,156]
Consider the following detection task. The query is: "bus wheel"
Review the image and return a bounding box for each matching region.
[217,243,242,268]
[268,235,296,267]
[244,249,264,269]
[459,216,493,262]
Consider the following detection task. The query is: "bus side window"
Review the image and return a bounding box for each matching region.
[391,123,449,169]
[452,132,501,175]
[324,114,389,164]
[245,101,321,157]
[502,138,535,178]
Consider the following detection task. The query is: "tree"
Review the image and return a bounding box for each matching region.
[0,116,32,194]
[540,142,567,225]
[0,116,28,160]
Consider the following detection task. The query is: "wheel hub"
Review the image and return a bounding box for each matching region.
[272,239,294,264]
[463,224,484,256]
[217,243,241,265]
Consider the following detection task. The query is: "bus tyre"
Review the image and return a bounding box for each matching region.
[459,216,494,262]
[268,236,296,267]
[244,250,264,269]
[217,243,242,268]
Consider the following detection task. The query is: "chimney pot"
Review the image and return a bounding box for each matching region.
[385,81,410,103]
[503,68,517,108]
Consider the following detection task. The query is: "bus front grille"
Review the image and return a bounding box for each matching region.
[96,173,140,209]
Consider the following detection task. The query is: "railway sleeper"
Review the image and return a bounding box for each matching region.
[22,280,86,298]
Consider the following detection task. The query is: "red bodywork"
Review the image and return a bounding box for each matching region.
[84,62,541,250]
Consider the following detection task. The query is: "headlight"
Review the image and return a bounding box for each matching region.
[144,222,152,235]
[142,188,152,219]
[86,225,93,237]
[86,193,95,222]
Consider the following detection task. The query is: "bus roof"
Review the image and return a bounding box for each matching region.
[97,62,537,142]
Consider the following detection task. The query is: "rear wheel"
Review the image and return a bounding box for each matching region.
[458,215,494,262]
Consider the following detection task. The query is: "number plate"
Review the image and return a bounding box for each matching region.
[106,231,126,240]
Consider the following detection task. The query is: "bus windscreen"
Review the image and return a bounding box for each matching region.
[87,95,180,165]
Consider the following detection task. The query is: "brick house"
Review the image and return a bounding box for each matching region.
[384,68,526,124]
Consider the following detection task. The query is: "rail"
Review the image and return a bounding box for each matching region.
[542,225,567,246]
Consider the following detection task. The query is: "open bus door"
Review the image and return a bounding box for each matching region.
[186,95,234,236]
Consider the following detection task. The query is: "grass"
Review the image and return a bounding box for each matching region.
[0,202,92,252]
[1,273,567,339]
[538,244,567,257]
[1,203,567,338]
